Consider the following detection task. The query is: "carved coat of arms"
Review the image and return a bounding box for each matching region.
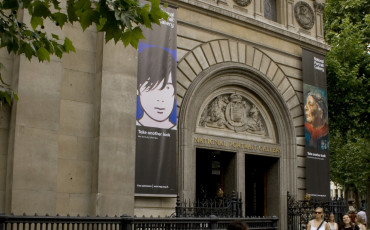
[294,1,315,30]
[199,93,266,135]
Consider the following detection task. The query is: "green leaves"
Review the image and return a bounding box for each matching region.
[30,16,43,29]
[32,0,51,18]
[51,12,67,28]
[36,47,50,61]
[122,27,145,48]
[0,0,169,105]
[63,37,75,53]
[325,0,370,197]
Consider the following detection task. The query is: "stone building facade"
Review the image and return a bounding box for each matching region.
[0,0,328,229]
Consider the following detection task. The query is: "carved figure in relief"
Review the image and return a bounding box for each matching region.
[199,95,229,128]
[199,93,266,135]
[294,1,315,30]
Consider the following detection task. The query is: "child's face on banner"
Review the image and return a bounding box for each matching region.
[139,72,175,122]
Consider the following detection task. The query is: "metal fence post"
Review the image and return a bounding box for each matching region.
[0,214,4,230]
[210,215,218,230]
[175,195,182,217]
[232,191,237,218]
[120,214,132,230]
[272,216,278,230]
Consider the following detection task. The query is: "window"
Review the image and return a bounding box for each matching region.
[264,0,277,22]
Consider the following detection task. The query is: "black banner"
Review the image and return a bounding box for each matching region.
[135,5,177,196]
[302,48,330,200]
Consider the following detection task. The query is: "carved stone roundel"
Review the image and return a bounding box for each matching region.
[294,1,315,30]
[233,0,251,7]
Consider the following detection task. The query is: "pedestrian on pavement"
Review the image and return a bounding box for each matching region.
[357,209,366,227]
[307,207,329,230]
[341,214,359,230]
[356,215,366,230]
[328,213,339,230]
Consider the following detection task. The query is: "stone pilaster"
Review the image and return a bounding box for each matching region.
[314,1,325,40]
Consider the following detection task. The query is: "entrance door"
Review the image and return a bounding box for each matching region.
[196,149,236,201]
[245,154,279,216]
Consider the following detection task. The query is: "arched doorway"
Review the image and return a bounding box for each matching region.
[176,40,299,229]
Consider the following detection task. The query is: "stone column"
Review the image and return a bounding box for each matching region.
[5,52,62,215]
[0,48,13,213]
[90,37,137,216]
[287,0,295,30]
[314,1,325,40]
[236,151,245,215]
[254,0,264,19]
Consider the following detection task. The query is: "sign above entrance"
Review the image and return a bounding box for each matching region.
[193,136,281,154]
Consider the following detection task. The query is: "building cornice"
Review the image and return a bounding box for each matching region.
[165,0,331,54]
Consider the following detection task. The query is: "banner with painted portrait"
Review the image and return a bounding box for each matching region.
[135,5,177,196]
[302,48,330,200]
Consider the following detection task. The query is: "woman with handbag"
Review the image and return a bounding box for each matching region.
[307,207,330,230]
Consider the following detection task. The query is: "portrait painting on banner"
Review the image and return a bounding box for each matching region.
[303,84,329,151]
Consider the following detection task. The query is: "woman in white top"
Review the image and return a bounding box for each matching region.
[307,207,330,230]
[328,213,339,230]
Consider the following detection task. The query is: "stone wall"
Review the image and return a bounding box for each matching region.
[0,0,328,225]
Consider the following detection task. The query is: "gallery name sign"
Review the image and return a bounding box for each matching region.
[194,137,281,153]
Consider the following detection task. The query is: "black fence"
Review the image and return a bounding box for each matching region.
[175,192,243,218]
[0,214,279,230]
[287,192,348,230]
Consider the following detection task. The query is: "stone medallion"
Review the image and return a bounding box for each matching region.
[294,1,315,30]
[199,93,266,135]
[233,0,251,7]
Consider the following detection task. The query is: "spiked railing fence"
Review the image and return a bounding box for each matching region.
[0,214,278,230]
[175,192,243,218]
[287,192,349,230]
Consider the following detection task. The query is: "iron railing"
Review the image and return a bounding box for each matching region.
[175,192,243,218]
[0,214,278,230]
[287,192,348,230]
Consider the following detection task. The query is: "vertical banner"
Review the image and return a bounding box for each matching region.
[135,5,177,196]
[302,48,330,200]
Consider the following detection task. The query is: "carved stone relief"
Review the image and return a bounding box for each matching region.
[233,0,251,7]
[313,1,325,13]
[199,93,266,135]
[294,1,315,30]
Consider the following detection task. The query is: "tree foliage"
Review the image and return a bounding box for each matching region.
[0,0,168,105]
[324,0,370,198]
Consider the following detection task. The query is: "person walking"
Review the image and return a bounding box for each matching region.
[307,207,330,230]
[328,213,339,230]
[357,209,367,227]
[356,215,366,230]
[340,214,359,230]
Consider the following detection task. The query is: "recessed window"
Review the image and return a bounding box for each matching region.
[264,0,277,22]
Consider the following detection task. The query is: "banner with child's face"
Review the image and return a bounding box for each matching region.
[135,5,177,196]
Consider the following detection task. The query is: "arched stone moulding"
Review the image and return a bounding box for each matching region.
[176,39,301,127]
[175,38,300,214]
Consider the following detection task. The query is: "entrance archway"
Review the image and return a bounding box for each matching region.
[177,39,299,229]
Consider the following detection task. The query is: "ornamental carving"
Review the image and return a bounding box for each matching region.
[294,1,315,30]
[199,93,266,135]
[233,0,251,7]
[314,2,325,13]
